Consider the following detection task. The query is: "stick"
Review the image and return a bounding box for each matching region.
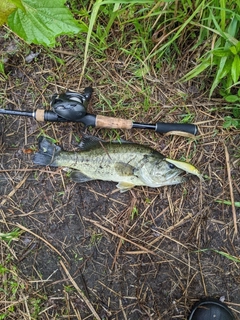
[224,144,238,236]
[59,260,101,320]
[15,223,68,263]
[84,217,155,255]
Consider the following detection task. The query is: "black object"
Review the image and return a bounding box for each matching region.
[189,298,235,320]
[51,87,93,120]
[132,121,198,135]
[0,87,198,135]
[0,119,4,146]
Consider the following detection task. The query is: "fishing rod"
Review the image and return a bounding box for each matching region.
[0,87,198,135]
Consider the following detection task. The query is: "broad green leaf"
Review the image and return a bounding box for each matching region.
[231,54,240,83]
[7,0,82,47]
[236,41,240,53]
[0,0,17,25]
[225,95,239,102]
[223,116,233,128]
[223,116,239,128]
[212,48,230,57]
[218,58,232,80]
[229,45,237,55]
[225,72,233,91]
[9,0,25,11]
[233,106,240,118]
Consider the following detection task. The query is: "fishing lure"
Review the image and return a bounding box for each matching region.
[165,158,203,181]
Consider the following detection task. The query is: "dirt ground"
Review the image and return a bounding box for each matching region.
[0,32,240,320]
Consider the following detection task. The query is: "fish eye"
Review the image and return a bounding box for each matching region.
[168,163,175,169]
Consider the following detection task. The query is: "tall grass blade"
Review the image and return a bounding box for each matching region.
[81,0,155,80]
[81,0,103,80]
[213,250,240,263]
[145,1,206,61]
[179,59,212,81]
[209,55,228,96]
[232,54,240,83]
[195,248,240,263]
[216,199,240,207]
[220,0,226,31]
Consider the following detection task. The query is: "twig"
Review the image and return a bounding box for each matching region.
[1,173,30,206]
[197,251,207,296]
[59,260,101,320]
[85,218,198,269]
[14,223,68,264]
[224,144,238,236]
[84,217,155,255]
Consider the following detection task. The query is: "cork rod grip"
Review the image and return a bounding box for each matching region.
[35,109,45,121]
[95,115,133,129]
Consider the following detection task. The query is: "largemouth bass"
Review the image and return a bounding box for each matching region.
[33,136,186,192]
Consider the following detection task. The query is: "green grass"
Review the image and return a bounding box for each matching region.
[0,229,47,319]
[221,89,240,128]
[216,199,240,207]
[2,0,239,96]
[71,0,240,96]
[0,229,21,244]
[180,3,240,96]
[196,248,240,263]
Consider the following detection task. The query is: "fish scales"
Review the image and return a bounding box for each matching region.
[33,137,186,192]
[50,143,157,183]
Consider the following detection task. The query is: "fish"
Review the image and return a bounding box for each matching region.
[165,158,203,181]
[33,136,186,192]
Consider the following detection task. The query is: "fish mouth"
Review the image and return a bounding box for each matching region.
[163,171,186,186]
[162,167,186,184]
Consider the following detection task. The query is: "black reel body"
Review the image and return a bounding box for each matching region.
[51,87,93,121]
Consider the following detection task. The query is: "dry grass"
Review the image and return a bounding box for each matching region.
[0,29,240,320]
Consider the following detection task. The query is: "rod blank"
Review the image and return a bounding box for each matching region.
[0,109,34,117]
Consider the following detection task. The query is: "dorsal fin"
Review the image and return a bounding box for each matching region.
[78,135,132,151]
[79,135,105,151]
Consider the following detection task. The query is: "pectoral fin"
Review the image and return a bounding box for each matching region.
[114,162,135,176]
[116,182,135,192]
[70,171,93,183]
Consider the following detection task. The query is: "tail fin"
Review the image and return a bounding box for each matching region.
[33,137,61,167]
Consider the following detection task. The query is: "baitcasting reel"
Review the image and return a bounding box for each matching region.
[51,87,93,121]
